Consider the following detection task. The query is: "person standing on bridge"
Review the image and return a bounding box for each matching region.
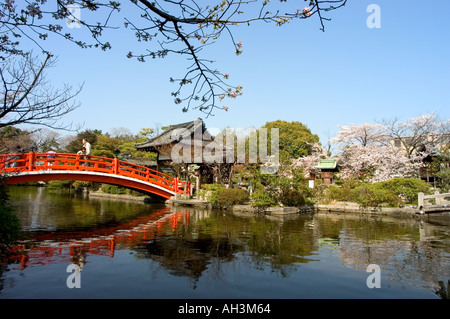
[12,145,24,168]
[82,139,91,166]
[77,147,87,166]
[46,148,56,168]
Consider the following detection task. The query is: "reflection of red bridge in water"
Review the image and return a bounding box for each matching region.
[0,152,191,199]
[7,207,190,270]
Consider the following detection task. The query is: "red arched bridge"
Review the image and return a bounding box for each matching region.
[0,152,190,199]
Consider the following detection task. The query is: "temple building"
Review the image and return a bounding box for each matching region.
[134,118,227,191]
[317,158,338,185]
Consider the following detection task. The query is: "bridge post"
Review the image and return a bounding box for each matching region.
[113,157,119,174]
[418,192,424,208]
[28,151,35,172]
[435,191,442,205]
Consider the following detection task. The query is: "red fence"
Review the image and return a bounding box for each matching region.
[0,152,190,196]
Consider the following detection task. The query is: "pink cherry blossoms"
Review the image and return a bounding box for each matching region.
[292,113,448,184]
[302,7,312,17]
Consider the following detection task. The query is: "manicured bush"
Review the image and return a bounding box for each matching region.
[46,180,74,189]
[216,188,249,207]
[319,184,350,204]
[198,184,225,203]
[102,184,126,194]
[250,187,278,208]
[377,178,430,204]
[72,180,91,189]
[350,183,402,208]
[280,189,307,207]
[325,185,345,202]
[101,184,143,196]
[320,178,430,207]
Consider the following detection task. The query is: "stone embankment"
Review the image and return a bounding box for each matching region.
[87,192,447,216]
[166,198,426,216]
[166,198,213,209]
[88,190,165,203]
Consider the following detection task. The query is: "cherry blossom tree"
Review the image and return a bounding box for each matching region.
[382,112,450,158]
[330,123,388,148]
[0,0,347,117]
[331,121,428,182]
[337,144,422,183]
[291,142,326,178]
[293,114,447,183]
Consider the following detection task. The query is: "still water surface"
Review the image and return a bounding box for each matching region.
[1,186,449,299]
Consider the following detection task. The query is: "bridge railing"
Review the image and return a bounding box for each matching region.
[418,191,450,208]
[0,152,190,195]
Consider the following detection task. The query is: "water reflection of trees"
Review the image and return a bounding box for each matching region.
[9,186,162,231]
[328,213,450,297]
[2,191,448,298]
[134,208,449,297]
[134,209,320,280]
[135,233,237,286]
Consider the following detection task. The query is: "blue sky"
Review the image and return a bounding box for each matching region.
[20,0,450,148]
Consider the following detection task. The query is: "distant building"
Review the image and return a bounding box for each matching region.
[317,159,338,185]
[134,118,227,189]
[390,133,449,184]
[134,118,213,168]
[390,133,449,154]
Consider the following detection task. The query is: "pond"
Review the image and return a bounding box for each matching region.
[0,186,449,301]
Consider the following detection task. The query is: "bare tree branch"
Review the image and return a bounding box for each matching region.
[0,0,347,117]
[0,52,82,130]
[382,112,450,158]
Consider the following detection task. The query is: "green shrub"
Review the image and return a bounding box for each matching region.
[319,184,349,204]
[250,187,277,208]
[101,184,126,194]
[72,180,91,188]
[378,178,430,204]
[341,180,361,189]
[350,183,402,208]
[280,189,307,207]
[198,184,225,203]
[100,184,143,196]
[47,180,74,189]
[319,178,430,207]
[89,182,102,191]
[326,185,344,202]
[216,188,249,207]
[92,149,115,158]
